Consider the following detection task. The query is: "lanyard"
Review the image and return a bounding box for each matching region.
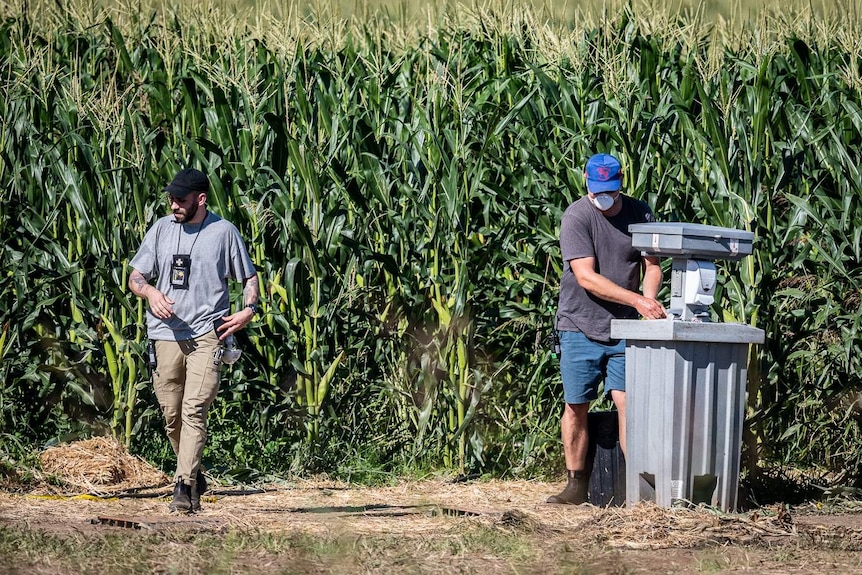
[176,211,208,255]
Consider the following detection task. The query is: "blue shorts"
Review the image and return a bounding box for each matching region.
[559,330,626,404]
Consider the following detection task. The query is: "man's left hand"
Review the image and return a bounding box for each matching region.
[215,307,255,340]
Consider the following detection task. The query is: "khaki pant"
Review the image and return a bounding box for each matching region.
[152,330,223,485]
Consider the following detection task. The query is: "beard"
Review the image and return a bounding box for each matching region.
[173,198,199,223]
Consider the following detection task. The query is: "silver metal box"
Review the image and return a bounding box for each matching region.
[611,319,765,512]
[629,222,754,261]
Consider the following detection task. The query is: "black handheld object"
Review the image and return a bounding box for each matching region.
[146,339,157,370]
[212,317,225,337]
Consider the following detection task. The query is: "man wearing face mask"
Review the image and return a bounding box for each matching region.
[547,153,666,505]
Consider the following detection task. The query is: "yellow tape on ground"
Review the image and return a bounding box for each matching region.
[26,494,119,501]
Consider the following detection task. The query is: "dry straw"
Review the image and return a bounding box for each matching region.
[38,436,169,494]
[579,502,797,549]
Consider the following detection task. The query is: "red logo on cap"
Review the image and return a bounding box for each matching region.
[597,166,610,180]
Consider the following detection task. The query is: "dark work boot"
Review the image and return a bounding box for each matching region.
[546,470,589,504]
[190,470,208,512]
[168,480,192,512]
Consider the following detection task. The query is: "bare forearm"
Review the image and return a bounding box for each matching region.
[578,271,641,308]
[243,274,260,306]
[642,264,662,300]
[571,258,666,320]
[129,270,151,299]
[214,274,261,340]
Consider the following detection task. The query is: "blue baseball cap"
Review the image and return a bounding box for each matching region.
[585,153,622,192]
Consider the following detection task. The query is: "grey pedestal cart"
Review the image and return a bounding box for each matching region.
[611,223,765,511]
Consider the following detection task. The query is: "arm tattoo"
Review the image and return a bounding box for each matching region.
[130,272,149,297]
[243,274,260,305]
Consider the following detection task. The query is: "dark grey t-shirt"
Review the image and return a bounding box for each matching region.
[557,195,655,341]
[130,211,256,341]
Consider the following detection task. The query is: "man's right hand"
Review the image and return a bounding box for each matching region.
[634,296,666,320]
[146,287,175,319]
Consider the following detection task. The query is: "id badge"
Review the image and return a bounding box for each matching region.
[171,254,191,290]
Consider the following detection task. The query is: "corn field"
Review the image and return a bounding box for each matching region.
[1,0,861,484]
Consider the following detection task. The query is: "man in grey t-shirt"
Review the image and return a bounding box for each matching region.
[128,168,260,513]
[547,153,666,505]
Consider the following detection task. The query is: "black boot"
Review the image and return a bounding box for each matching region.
[546,470,589,504]
[190,470,208,512]
[168,480,192,512]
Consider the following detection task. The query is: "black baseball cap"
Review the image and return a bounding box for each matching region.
[164,168,209,197]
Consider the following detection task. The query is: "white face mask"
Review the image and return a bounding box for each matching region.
[590,193,617,211]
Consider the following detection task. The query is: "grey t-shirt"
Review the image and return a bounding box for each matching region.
[130,211,256,341]
[557,195,655,341]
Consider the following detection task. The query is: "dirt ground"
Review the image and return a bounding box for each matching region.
[0,438,859,573]
[3,478,862,574]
